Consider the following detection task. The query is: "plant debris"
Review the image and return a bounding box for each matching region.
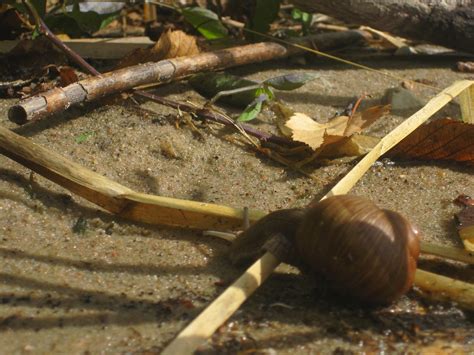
[117,29,200,68]
[386,118,474,166]
[275,102,389,153]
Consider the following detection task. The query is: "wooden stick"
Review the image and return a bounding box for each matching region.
[414,269,474,310]
[0,126,265,230]
[0,37,155,59]
[161,252,280,355]
[162,80,474,353]
[8,30,370,124]
[420,241,474,265]
[459,84,474,123]
[24,16,299,151]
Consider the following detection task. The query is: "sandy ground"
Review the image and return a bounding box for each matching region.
[0,56,473,354]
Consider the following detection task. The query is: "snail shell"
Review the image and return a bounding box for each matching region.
[230,195,420,304]
[295,195,420,304]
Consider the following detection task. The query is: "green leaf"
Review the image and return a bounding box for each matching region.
[263,73,317,91]
[44,7,119,37]
[258,86,275,100]
[75,132,93,143]
[181,7,228,40]
[237,94,268,122]
[31,27,41,39]
[189,72,266,107]
[291,8,312,35]
[247,0,280,39]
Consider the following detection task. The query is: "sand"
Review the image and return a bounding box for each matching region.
[0,56,473,353]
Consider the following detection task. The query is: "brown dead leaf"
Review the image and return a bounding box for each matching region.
[59,66,78,86]
[386,118,474,166]
[319,134,380,158]
[344,104,391,136]
[457,61,474,73]
[117,30,200,68]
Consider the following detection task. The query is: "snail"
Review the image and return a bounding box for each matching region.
[229,195,420,304]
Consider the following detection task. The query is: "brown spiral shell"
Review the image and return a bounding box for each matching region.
[296,195,420,304]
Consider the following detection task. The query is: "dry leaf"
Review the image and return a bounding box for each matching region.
[59,66,78,86]
[318,134,380,158]
[283,105,389,151]
[285,113,348,150]
[359,26,406,49]
[344,105,391,136]
[457,61,474,73]
[386,118,474,166]
[117,30,200,68]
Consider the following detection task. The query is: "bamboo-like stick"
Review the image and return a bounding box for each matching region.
[162,256,474,355]
[162,80,474,353]
[414,269,474,310]
[0,126,265,230]
[420,241,474,264]
[162,252,280,355]
[459,84,474,123]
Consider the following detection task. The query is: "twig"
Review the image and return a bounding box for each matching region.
[202,231,236,242]
[9,29,372,123]
[23,0,100,76]
[161,252,281,355]
[414,269,474,310]
[420,241,474,265]
[137,91,299,147]
[0,126,266,230]
[21,10,300,149]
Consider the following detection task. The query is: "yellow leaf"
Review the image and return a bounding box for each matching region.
[319,134,380,158]
[271,101,296,137]
[285,112,348,150]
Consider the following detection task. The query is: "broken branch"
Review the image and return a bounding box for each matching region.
[8,30,370,124]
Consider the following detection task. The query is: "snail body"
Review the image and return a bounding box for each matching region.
[230,195,420,304]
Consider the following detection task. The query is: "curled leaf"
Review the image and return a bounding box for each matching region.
[117,30,200,68]
[344,105,391,136]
